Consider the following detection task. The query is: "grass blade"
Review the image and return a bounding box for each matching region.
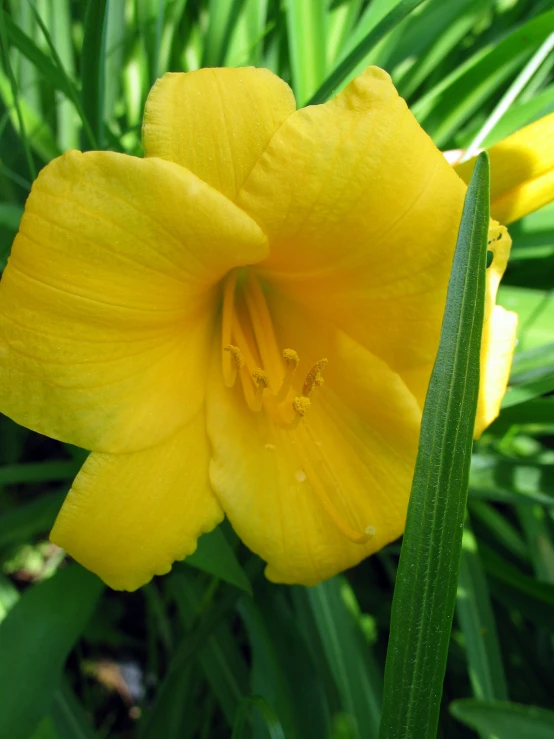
[231,696,286,739]
[284,0,327,105]
[379,152,490,739]
[81,0,108,148]
[451,699,554,738]
[306,0,426,106]
[183,526,252,595]
[0,564,103,739]
[456,523,509,702]
[169,572,249,727]
[307,576,383,739]
[0,11,36,179]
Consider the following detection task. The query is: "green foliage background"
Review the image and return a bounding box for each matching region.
[1,0,554,737]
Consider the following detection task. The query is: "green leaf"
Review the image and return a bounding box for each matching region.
[451,699,554,738]
[231,695,286,739]
[0,491,65,552]
[184,525,252,595]
[0,564,104,739]
[469,454,554,508]
[0,8,35,180]
[307,0,426,105]
[480,542,554,610]
[81,0,108,148]
[0,9,76,100]
[284,0,327,105]
[169,572,250,727]
[0,459,79,485]
[456,523,508,702]
[238,590,308,739]
[0,202,23,231]
[138,660,198,739]
[307,576,382,739]
[412,10,554,146]
[379,153,490,739]
[202,0,246,68]
[0,572,19,624]
[498,287,554,351]
[49,680,100,739]
[490,397,554,433]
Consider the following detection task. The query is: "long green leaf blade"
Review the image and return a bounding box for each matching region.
[456,523,509,703]
[81,0,108,148]
[379,152,490,739]
[306,0,426,106]
[451,699,554,738]
[0,565,103,739]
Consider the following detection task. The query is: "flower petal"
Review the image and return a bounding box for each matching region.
[206,291,421,585]
[236,66,467,398]
[0,151,267,453]
[456,113,554,224]
[475,222,518,436]
[50,410,223,591]
[142,68,296,200]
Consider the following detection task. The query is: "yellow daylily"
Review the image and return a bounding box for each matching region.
[0,65,532,591]
[456,113,554,225]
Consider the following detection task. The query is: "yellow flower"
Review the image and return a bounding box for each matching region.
[0,65,534,591]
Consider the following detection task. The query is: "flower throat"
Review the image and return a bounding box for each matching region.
[220,268,326,426]
[220,268,374,546]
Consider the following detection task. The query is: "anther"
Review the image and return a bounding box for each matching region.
[252,368,269,388]
[282,348,299,371]
[275,348,300,404]
[292,396,311,417]
[250,368,268,412]
[302,359,328,397]
[223,344,245,388]
[224,344,245,369]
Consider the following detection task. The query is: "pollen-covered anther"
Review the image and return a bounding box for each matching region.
[292,396,311,418]
[223,344,245,388]
[249,368,268,412]
[275,348,300,403]
[302,358,328,397]
[224,344,245,369]
[282,348,299,371]
[252,368,269,388]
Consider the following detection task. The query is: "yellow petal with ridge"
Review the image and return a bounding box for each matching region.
[456,113,554,224]
[0,150,267,453]
[51,410,223,591]
[207,291,421,585]
[237,65,516,432]
[237,66,467,398]
[142,67,296,200]
[475,221,518,436]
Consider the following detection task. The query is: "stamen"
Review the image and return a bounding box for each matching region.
[302,359,328,397]
[223,345,244,388]
[282,395,311,430]
[231,310,260,376]
[243,272,283,383]
[283,348,300,370]
[252,368,269,388]
[250,368,269,412]
[221,270,239,386]
[275,348,300,403]
[292,396,310,417]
